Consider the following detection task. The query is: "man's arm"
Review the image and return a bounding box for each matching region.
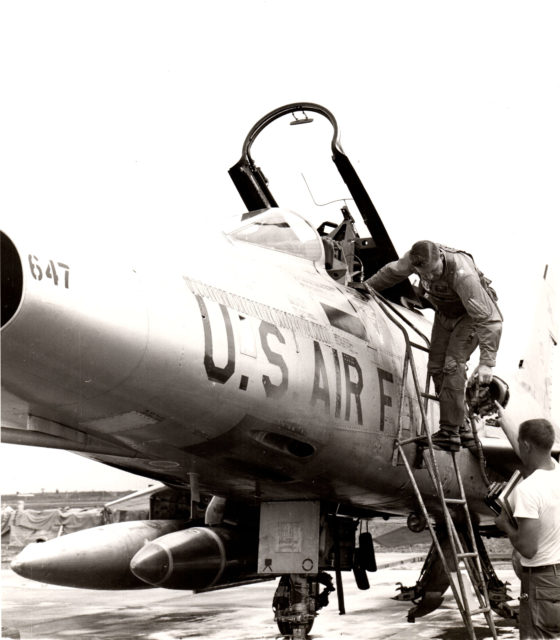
[495,511,540,559]
[454,273,502,371]
[364,252,413,292]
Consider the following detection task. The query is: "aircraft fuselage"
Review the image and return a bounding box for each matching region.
[1,211,495,520]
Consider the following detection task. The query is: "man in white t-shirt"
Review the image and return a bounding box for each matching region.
[495,418,560,639]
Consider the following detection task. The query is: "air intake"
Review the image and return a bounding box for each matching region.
[1,231,23,328]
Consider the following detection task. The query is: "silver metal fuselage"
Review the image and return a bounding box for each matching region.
[1,211,493,518]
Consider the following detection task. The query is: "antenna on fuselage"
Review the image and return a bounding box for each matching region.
[300,173,351,209]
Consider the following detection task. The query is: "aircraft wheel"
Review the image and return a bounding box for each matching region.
[276,619,314,637]
[358,531,377,570]
[273,575,316,638]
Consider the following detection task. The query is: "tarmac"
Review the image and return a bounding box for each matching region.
[1,553,520,640]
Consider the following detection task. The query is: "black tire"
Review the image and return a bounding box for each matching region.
[352,560,370,590]
[358,531,377,571]
[276,619,314,637]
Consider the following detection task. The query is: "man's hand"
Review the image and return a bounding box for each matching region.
[494,509,512,533]
[469,364,494,386]
[478,364,494,384]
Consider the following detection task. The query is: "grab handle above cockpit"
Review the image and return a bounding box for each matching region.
[228,102,417,305]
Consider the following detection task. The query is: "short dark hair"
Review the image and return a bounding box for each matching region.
[409,240,440,268]
[519,418,555,451]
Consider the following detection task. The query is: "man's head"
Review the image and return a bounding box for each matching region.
[518,418,556,462]
[409,240,443,280]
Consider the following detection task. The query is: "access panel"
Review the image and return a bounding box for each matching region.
[257,501,320,575]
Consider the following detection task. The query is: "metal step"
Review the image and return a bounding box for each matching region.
[410,341,430,352]
[420,392,439,401]
[396,435,429,447]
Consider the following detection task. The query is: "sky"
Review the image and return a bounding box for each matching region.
[1,1,559,493]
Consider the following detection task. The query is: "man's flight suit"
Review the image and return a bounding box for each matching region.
[365,245,502,438]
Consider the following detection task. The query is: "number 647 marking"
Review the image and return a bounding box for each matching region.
[28,255,70,289]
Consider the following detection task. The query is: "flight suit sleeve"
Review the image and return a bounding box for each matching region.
[453,272,503,367]
[364,253,414,292]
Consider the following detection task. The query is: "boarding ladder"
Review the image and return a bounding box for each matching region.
[371,288,497,640]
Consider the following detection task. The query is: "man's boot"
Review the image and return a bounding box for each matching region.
[428,427,461,452]
[431,430,461,452]
[459,422,477,449]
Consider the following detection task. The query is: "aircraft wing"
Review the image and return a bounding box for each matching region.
[103,483,165,510]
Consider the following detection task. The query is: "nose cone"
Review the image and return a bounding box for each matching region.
[10,546,32,578]
[11,541,62,583]
[10,538,139,589]
[130,543,171,586]
[9,520,185,589]
[10,539,99,587]
[130,527,226,590]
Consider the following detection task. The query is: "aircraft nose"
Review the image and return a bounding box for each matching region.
[130,543,171,586]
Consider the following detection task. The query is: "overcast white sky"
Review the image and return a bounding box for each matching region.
[1,1,559,493]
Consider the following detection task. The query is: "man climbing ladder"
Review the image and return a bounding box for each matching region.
[365,240,503,452]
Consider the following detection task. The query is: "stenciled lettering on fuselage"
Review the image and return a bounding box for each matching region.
[310,343,363,424]
[191,290,396,432]
[27,254,70,288]
[195,295,235,384]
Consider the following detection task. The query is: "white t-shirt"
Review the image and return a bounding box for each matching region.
[512,458,560,567]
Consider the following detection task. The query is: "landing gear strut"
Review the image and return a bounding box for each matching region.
[393,524,518,623]
[273,572,334,638]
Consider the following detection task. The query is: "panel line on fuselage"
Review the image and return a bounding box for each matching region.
[184,276,333,343]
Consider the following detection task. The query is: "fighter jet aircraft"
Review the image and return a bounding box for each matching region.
[2,103,558,637]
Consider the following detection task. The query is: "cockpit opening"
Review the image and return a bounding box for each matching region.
[226,207,378,288]
[228,102,420,305]
[227,209,323,262]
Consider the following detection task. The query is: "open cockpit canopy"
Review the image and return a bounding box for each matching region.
[228,102,420,305]
[226,208,323,262]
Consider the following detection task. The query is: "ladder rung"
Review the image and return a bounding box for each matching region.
[410,341,430,352]
[456,552,478,559]
[444,498,466,504]
[421,392,439,401]
[470,607,491,615]
[396,435,428,447]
